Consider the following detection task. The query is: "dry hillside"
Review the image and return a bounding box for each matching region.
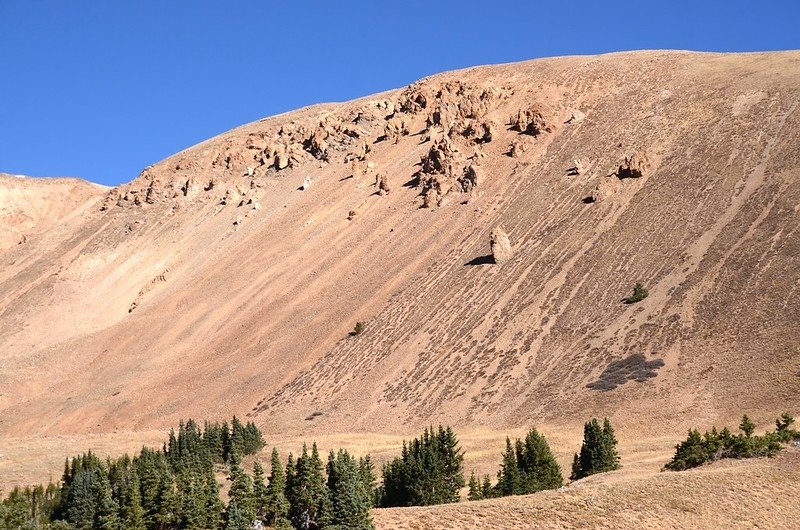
[1,52,799,510]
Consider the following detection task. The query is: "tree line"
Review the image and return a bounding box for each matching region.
[2,413,796,529]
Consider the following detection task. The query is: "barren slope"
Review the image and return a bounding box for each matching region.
[0,173,105,251]
[1,51,799,478]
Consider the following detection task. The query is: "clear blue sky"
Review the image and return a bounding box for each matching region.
[1,1,798,186]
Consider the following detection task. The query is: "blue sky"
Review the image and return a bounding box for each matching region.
[1,1,798,186]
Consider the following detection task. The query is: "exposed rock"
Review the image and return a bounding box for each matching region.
[490,226,514,264]
[616,152,650,179]
[590,175,623,203]
[305,125,330,160]
[510,105,553,136]
[383,115,410,143]
[566,110,586,124]
[508,138,528,158]
[376,173,390,196]
[567,159,586,176]
[458,164,482,193]
[300,176,312,190]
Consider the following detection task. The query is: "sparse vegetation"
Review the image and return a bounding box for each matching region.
[623,282,649,304]
[664,413,797,471]
[350,321,365,336]
[570,418,621,480]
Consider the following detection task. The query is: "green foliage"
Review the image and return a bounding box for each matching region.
[739,414,756,437]
[570,418,621,480]
[326,449,375,529]
[664,414,788,471]
[287,443,330,530]
[495,428,562,496]
[263,448,291,528]
[623,282,649,304]
[350,321,365,336]
[0,417,265,530]
[378,426,465,508]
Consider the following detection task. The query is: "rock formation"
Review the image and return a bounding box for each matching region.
[616,152,650,179]
[490,226,514,263]
[510,105,553,136]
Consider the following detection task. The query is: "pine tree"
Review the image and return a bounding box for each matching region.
[776,412,795,433]
[327,449,374,529]
[118,467,145,530]
[480,475,493,500]
[571,418,621,480]
[224,498,250,530]
[740,415,756,437]
[467,472,482,501]
[227,456,255,526]
[378,426,465,507]
[265,448,291,528]
[495,437,520,496]
[288,443,330,530]
[517,427,563,493]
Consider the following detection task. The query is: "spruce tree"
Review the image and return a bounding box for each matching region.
[227,456,255,526]
[495,437,520,496]
[265,448,291,528]
[571,418,621,480]
[224,498,250,530]
[288,443,330,530]
[327,449,374,529]
[740,415,756,437]
[467,472,482,501]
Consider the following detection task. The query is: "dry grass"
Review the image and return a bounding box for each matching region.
[373,448,800,529]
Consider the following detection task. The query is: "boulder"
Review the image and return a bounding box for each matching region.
[616,152,650,179]
[490,226,514,264]
[590,176,622,203]
[566,110,586,124]
[376,173,390,195]
[510,105,553,136]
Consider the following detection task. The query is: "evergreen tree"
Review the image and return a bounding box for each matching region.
[265,448,291,528]
[224,498,250,530]
[776,412,795,433]
[467,472,482,501]
[570,418,621,480]
[288,443,330,530]
[357,455,377,508]
[740,414,756,437]
[480,475,493,500]
[227,455,256,526]
[495,438,520,496]
[378,426,465,507]
[327,449,374,529]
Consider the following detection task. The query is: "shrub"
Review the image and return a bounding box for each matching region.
[350,322,365,336]
[623,282,649,304]
[664,414,788,471]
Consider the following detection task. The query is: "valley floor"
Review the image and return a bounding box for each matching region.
[3,427,799,529]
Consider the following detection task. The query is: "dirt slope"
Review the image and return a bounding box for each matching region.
[1,51,799,475]
[0,173,105,251]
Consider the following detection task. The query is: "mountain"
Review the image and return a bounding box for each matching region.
[1,51,799,497]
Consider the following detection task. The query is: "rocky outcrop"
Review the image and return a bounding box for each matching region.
[375,173,390,196]
[458,164,482,193]
[510,105,553,136]
[590,175,622,203]
[490,226,513,263]
[616,152,650,179]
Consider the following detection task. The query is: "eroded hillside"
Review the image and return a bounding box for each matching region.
[1,51,798,452]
